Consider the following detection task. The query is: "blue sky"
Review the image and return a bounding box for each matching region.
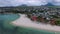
[0,0,60,6]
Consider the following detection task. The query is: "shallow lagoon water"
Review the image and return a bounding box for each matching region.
[0,13,59,34]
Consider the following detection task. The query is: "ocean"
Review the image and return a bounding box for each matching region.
[0,13,59,34]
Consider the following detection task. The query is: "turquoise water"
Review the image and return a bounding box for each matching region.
[0,14,60,34]
[0,14,20,22]
[16,26,60,34]
[0,14,20,29]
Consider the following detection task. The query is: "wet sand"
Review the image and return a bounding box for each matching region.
[12,14,60,32]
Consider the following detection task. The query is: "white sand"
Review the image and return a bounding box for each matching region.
[12,14,60,32]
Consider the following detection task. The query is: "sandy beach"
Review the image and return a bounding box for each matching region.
[12,14,60,32]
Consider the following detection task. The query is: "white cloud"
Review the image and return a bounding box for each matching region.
[13,0,48,6]
[0,0,60,6]
[26,0,47,6]
[51,0,60,5]
[54,0,60,2]
[0,0,48,6]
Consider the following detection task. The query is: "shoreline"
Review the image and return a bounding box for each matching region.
[12,14,60,32]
